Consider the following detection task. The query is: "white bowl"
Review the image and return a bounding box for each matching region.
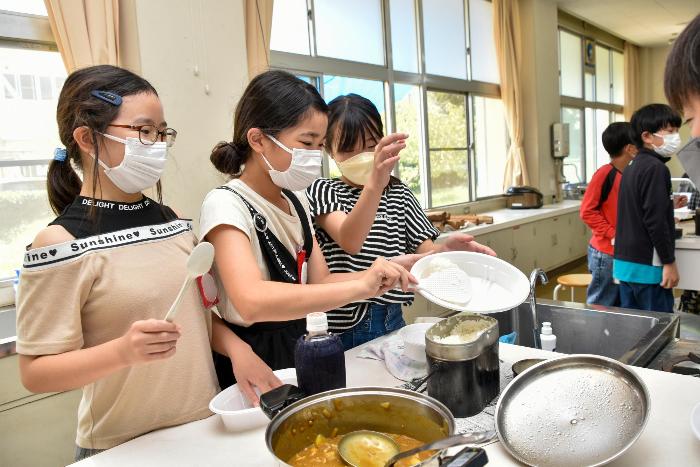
[410,251,530,314]
[209,368,297,432]
[691,402,700,441]
[398,323,434,362]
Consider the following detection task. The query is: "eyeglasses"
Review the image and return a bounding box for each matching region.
[108,124,178,147]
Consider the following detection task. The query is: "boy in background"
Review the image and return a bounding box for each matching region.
[613,104,682,312]
[580,122,637,306]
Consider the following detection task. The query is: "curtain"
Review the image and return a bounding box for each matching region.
[623,42,640,121]
[44,0,121,72]
[245,0,274,80]
[493,0,530,190]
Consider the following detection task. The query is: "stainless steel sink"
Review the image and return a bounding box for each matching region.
[490,299,679,367]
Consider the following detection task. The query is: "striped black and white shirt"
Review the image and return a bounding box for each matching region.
[307,178,440,332]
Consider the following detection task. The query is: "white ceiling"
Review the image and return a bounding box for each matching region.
[557,0,700,47]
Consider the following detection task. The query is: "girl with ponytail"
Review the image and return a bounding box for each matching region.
[200,70,416,398]
[16,65,223,460]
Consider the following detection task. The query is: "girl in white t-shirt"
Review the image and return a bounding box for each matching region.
[200,71,414,402]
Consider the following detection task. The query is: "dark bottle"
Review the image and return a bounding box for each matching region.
[294,312,346,395]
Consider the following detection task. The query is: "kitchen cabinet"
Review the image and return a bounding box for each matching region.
[473,214,588,276]
[0,354,80,466]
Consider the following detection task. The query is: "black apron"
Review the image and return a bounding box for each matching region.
[213,186,313,389]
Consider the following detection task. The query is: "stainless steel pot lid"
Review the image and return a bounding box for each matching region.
[495,355,650,467]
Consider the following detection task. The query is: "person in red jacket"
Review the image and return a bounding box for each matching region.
[580,122,637,305]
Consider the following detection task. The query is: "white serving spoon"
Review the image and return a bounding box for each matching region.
[164,242,215,322]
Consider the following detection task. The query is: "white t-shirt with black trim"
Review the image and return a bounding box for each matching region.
[306,178,439,332]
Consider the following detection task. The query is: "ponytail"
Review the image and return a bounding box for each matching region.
[46,156,82,214]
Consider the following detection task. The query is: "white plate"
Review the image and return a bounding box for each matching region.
[410,251,530,314]
[209,368,297,432]
[691,402,700,441]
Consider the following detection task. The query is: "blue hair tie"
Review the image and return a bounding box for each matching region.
[53,147,67,162]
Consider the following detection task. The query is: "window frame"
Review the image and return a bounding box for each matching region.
[0,9,57,291]
[557,26,624,182]
[270,0,503,209]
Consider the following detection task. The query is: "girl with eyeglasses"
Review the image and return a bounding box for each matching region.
[200,71,415,402]
[15,65,227,460]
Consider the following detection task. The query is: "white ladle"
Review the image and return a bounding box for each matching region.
[164,242,215,322]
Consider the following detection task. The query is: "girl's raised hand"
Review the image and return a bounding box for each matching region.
[367,133,408,190]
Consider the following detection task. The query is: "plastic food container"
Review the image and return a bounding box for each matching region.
[398,322,434,362]
[209,368,297,432]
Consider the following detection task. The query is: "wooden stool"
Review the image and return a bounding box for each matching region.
[553,273,592,302]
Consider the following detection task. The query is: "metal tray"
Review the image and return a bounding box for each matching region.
[495,355,650,467]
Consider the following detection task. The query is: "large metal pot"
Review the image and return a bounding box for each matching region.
[262,386,486,466]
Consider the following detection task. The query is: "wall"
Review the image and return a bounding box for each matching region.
[133,0,249,224]
[638,45,688,177]
[519,0,561,199]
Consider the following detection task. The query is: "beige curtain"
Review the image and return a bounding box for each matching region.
[44,0,121,72]
[493,0,530,190]
[623,42,640,121]
[245,0,274,80]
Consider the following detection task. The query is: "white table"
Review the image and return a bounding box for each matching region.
[72,341,700,467]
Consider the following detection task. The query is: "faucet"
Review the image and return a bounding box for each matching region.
[529,269,548,349]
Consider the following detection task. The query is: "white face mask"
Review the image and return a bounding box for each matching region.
[336,151,374,186]
[652,132,681,157]
[94,133,167,193]
[261,134,322,191]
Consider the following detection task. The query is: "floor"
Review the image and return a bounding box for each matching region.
[534,258,590,303]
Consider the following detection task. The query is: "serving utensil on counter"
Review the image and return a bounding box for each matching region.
[384,430,494,467]
[164,241,215,322]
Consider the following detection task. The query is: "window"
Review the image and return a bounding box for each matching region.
[3,73,17,98]
[269,0,310,55]
[595,45,611,103]
[315,0,384,65]
[473,96,508,197]
[422,0,467,79]
[0,7,64,283]
[612,51,624,106]
[394,83,423,197]
[468,0,499,84]
[561,107,583,183]
[558,27,624,182]
[559,30,582,98]
[0,0,47,15]
[427,91,469,206]
[271,0,503,208]
[389,0,418,73]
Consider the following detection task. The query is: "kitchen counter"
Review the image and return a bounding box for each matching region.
[675,220,700,291]
[438,200,582,238]
[72,340,700,467]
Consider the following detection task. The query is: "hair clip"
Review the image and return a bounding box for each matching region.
[53,147,67,162]
[90,90,122,106]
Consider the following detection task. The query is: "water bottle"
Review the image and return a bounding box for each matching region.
[294,312,346,395]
